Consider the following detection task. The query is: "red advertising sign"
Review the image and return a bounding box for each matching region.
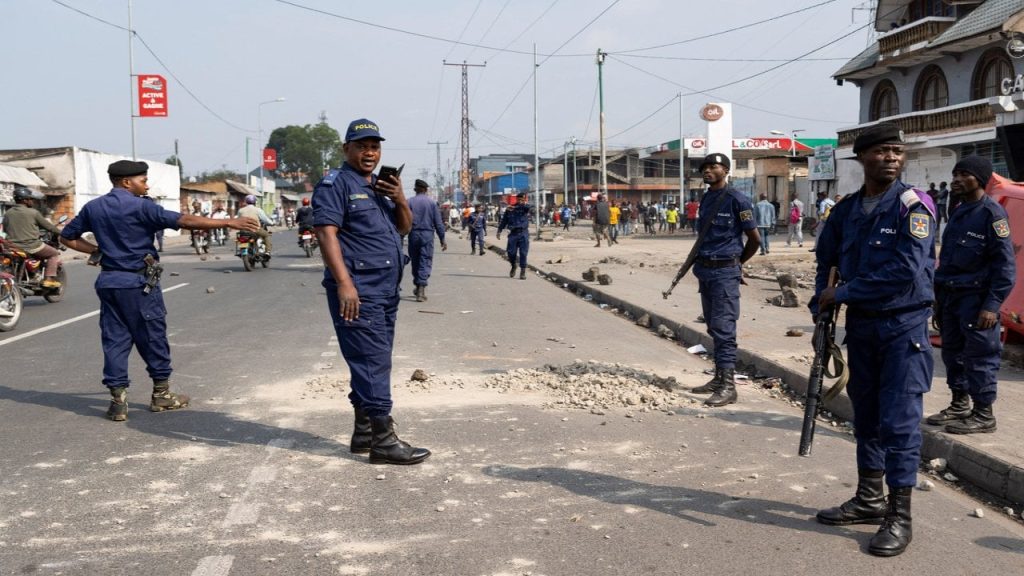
[137,74,167,117]
[262,148,277,170]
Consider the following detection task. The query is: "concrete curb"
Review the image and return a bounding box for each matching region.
[490,243,1024,507]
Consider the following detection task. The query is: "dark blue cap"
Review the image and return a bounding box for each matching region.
[108,160,148,177]
[345,118,385,142]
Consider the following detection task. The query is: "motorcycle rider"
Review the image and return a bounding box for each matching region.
[295,197,315,246]
[238,194,274,254]
[211,205,229,245]
[1,186,63,288]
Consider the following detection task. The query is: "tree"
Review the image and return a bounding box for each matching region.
[266,120,341,182]
[165,155,183,179]
[196,169,243,183]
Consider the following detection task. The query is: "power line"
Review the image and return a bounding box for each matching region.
[606,94,679,140]
[50,0,254,132]
[615,54,850,63]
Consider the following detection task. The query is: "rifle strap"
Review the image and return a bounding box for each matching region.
[821,330,849,403]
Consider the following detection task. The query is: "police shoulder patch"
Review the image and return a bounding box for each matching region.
[909,212,930,239]
[993,218,1010,238]
[739,209,753,222]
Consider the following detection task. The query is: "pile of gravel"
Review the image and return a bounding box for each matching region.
[483,360,686,412]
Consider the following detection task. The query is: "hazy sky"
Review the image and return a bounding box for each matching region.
[3,0,874,188]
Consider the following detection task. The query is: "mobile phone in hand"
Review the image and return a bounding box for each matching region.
[376,164,404,186]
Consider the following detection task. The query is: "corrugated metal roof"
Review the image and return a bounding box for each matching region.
[281,193,300,202]
[226,179,261,197]
[931,0,1024,47]
[0,164,48,187]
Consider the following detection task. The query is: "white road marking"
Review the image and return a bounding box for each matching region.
[219,438,294,528]
[191,555,234,576]
[0,283,189,347]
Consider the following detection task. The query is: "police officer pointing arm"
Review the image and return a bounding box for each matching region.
[59,160,259,422]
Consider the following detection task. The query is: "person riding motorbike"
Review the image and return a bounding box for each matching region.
[295,197,314,246]
[1,186,63,288]
[237,194,273,254]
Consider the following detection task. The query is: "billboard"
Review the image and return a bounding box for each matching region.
[137,74,167,117]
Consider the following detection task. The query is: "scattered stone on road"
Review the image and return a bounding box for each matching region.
[656,324,675,339]
[777,273,799,289]
[206,286,216,294]
[597,274,612,285]
[582,266,600,281]
[785,329,804,337]
[636,313,651,328]
[411,369,429,382]
[928,458,948,472]
[770,286,801,307]
[971,508,985,518]
[917,479,935,491]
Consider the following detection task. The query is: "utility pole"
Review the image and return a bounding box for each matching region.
[427,140,447,200]
[128,0,136,159]
[533,44,541,237]
[678,92,684,205]
[597,49,608,198]
[443,60,486,205]
[571,137,578,207]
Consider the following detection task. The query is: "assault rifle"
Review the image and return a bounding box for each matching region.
[142,254,163,295]
[798,266,846,457]
[662,191,730,299]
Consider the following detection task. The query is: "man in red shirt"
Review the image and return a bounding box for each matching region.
[685,196,700,235]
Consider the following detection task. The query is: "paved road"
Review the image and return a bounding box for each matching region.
[1,230,1023,575]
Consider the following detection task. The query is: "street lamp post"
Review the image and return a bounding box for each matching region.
[570,136,577,207]
[258,97,286,212]
[771,128,805,157]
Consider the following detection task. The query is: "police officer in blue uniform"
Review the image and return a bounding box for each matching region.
[59,160,258,421]
[810,123,936,557]
[497,192,533,279]
[467,204,487,255]
[687,153,760,407]
[312,118,430,465]
[407,178,447,303]
[927,155,1015,434]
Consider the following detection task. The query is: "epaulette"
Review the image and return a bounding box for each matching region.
[901,188,935,219]
[316,169,340,188]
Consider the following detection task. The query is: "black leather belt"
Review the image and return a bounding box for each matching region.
[101,266,146,274]
[698,258,740,269]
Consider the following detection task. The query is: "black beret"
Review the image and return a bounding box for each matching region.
[953,155,993,188]
[108,160,149,178]
[414,179,429,189]
[853,122,904,154]
[699,153,730,170]
[516,191,528,198]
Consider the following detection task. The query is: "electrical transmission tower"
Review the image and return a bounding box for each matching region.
[443,60,485,203]
[427,140,447,200]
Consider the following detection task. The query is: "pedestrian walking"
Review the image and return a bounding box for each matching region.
[312,118,430,465]
[810,123,936,557]
[497,191,533,279]
[685,196,699,234]
[787,192,804,247]
[687,153,760,407]
[754,193,776,255]
[665,203,679,234]
[467,204,487,256]
[407,179,447,303]
[58,160,259,422]
[936,181,949,230]
[608,201,621,243]
[593,194,612,247]
[927,155,1015,435]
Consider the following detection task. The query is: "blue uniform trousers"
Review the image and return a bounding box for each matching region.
[326,290,399,418]
[696,267,741,369]
[506,231,529,268]
[407,230,435,287]
[939,292,1001,405]
[97,287,172,389]
[844,309,932,488]
[470,229,485,252]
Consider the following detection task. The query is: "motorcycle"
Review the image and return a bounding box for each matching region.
[0,271,22,332]
[298,226,318,258]
[285,213,295,229]
[0,224,68,304]
[235,230,270,271]
[191,228,211,255]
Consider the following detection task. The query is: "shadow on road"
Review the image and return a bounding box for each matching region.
[0,384,360,461]
[974,536,1024,555]
[481,464,857,540]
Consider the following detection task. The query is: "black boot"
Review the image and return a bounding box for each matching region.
[107,387,128,422]
[419,285,428,302]
[704,369,737,407]
[519,269,527,280]
[350,407,372,454]
[925,390,971,425]
[369,416,431,465]
[945,403,997,434]
[868,487,913,557]
[509,263,517,278]
[690,369,721,394]
[816,469,886,525]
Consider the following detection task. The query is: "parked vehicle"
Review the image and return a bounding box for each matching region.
[0,225,67,304]
[235,231,270,271]
[0,271,22,332]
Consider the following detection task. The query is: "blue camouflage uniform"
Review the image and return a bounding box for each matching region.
[313,163,407,417]
[935,196,1015,405]
[694,186,757,370]
[407,193,446,288]
[810,180,936,488]
[60,189,181,390]
[498,201,532,268]
[468,210,487,252]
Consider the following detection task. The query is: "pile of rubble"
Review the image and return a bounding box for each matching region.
[482,360,692,413]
